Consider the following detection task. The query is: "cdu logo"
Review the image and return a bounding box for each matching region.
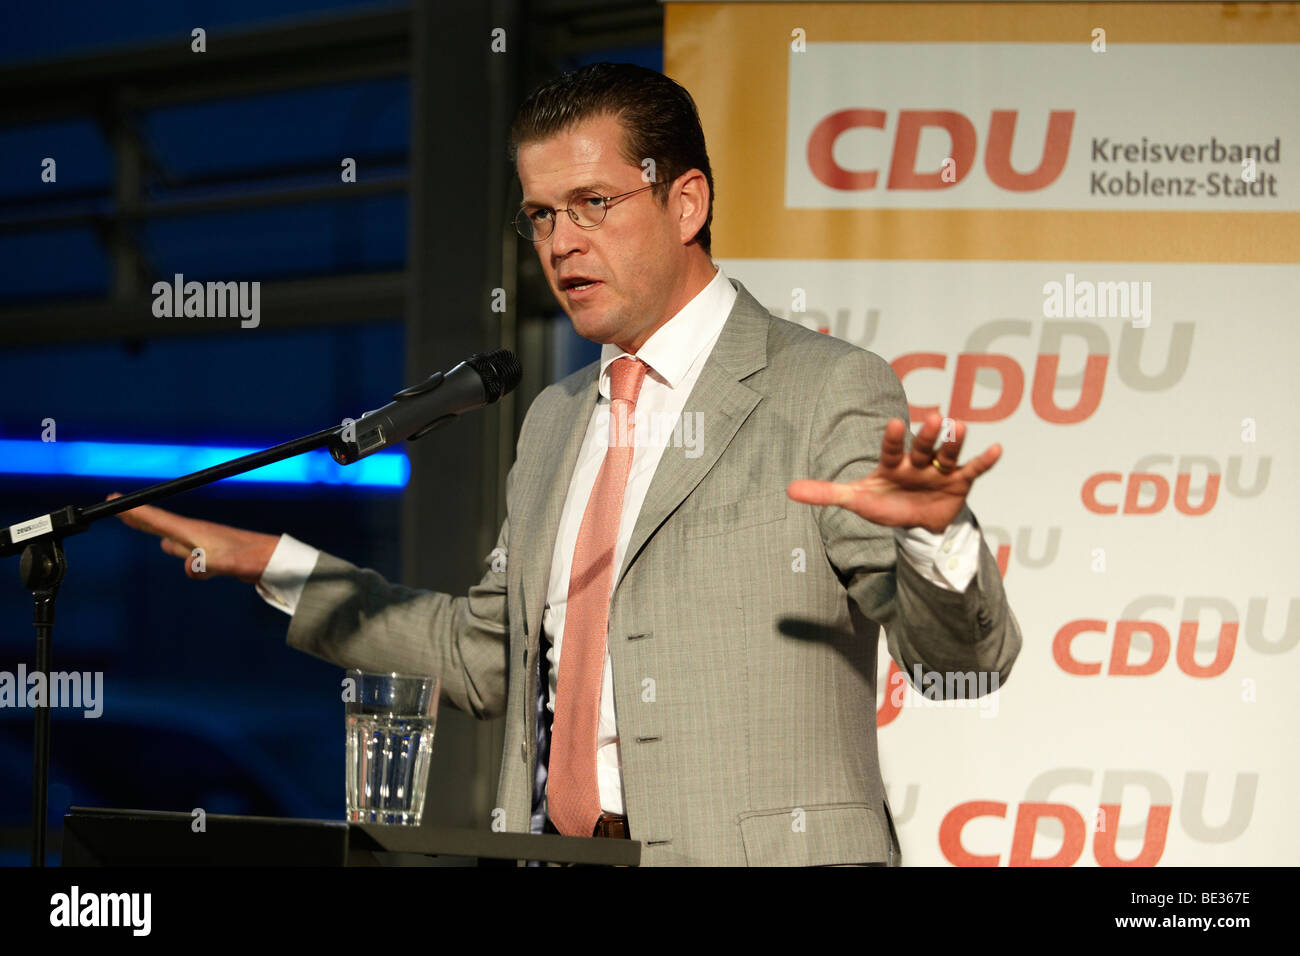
[1053,595,1298,678]
[1082,454,1269,516]
[891,318,1193,426]
[939,769,1258,866]
[806,108,1075,193]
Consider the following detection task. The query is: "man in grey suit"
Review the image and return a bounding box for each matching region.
[115,63,1020,865]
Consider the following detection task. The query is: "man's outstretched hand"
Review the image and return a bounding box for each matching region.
[107,493,279,584]
[786,412,1002,534]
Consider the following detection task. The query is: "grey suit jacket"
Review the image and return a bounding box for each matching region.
[286,278,1022,865]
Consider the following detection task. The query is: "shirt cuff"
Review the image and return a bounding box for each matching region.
[893,505,980,592]
[254,534,321,615]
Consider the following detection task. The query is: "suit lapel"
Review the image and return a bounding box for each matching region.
[613,280,769,594]
[518,279,772,631]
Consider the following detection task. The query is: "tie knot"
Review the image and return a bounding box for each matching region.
[608,357,648,405]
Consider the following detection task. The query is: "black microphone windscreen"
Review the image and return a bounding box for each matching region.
[468,349,522,402]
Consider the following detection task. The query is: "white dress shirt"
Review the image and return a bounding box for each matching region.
[256,263,983,817]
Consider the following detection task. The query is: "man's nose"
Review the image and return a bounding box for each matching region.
[548,210,587,257]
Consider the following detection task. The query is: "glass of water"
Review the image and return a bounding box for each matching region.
[345,669,440,826]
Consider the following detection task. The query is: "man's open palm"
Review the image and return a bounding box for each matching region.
[786,412,1002,534]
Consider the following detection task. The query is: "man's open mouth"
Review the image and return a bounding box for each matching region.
[561,277,600,292]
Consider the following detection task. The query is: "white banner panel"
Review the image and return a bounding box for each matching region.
[786,43,1299,210]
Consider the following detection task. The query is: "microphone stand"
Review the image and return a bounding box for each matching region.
[1,374,453,866]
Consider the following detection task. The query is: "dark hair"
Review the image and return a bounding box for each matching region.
[509,62,715,255]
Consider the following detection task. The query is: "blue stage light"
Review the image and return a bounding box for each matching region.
[0,439,408,487]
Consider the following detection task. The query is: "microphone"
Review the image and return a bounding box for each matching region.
[328,348,522,464]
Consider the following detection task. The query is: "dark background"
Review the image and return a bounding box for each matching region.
[0,0,661,865]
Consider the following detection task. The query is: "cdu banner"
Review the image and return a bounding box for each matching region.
[666,1,1299,866]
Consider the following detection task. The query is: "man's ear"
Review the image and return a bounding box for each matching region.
[673,169,710,246]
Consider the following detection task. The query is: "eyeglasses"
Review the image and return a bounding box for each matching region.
[514,184,656,242]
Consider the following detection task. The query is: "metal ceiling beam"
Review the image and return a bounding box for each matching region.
[0,9,411,124]
[0,271,407,346]
[0,177,408,235]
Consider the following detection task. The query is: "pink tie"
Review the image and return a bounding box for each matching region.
[549,356,649,836]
